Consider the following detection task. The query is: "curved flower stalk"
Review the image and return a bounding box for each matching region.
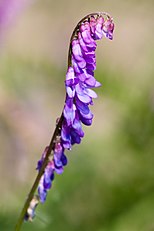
[15,12,114,231]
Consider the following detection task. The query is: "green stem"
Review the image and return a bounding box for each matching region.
[15,115,63,231]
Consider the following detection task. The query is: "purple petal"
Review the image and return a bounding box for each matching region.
[38,187,47,203]
[66,86,75,98]
[89,16,96,35]
[54,157,62,168]
[63,102,76,126]
[80,22,96,46]
[36,146,49,171]
[94,81,102,87]
[54,142,63,159]
[70,130,81,144]
[61,124,71,142]
[84,88,97,98]
[76,92,91,103]
[77,60,87,69]
[84,55,96,65]
[72,39,86,68]
[94,16,104,40]
[72,56,83,74]
[76,71,86,82]
[65,66,79,86]
[38,177,47,203]
[61,124,71,149]
[86,62,96,71]
[61,153,68,166]
[78,32,89,53]
[75,83,92,103]
[80,110,93,120]
[55,167,64,175]
[77,68,94,83]
[75,97,90,114]
[72,117,84,137]
[80,117,93,126]
[102,19,114,40]
[62,140,71,150]
[85,76,96,87]
[66,66,75,81]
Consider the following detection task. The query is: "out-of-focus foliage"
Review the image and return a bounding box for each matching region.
[0,0,154,230]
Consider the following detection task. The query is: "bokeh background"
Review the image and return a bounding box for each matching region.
[0,0,154,230]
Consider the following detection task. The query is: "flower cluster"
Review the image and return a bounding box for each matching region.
[37,142,67,203]
[37,13,114,204]
[62,13,114,148]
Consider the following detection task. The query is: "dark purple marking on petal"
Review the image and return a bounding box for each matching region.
[72,117,84,137]
[70,129,81,145]
[61,153,68,166]
[50,172,55,181]
[75,96,90,114]
[86,62,96,71]
[80,117,93,126]
[79,110,93,120]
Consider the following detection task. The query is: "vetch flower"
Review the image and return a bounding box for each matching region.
[15,12,115,231]
[24,195,39,221]
[36,12,114,209]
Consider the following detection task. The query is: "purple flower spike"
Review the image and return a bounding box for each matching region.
[62,13,114,150]
[36,12,114,207]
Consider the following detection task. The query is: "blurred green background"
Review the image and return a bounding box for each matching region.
[0,0,154,230]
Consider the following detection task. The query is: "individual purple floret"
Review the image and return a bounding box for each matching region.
[38,160,54,203]
[37,13,114,204]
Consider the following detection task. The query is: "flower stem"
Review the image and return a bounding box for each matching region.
[14,115,63,231]
[15,11,112,231]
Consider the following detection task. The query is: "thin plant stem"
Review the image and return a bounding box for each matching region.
[15,115,63,231]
